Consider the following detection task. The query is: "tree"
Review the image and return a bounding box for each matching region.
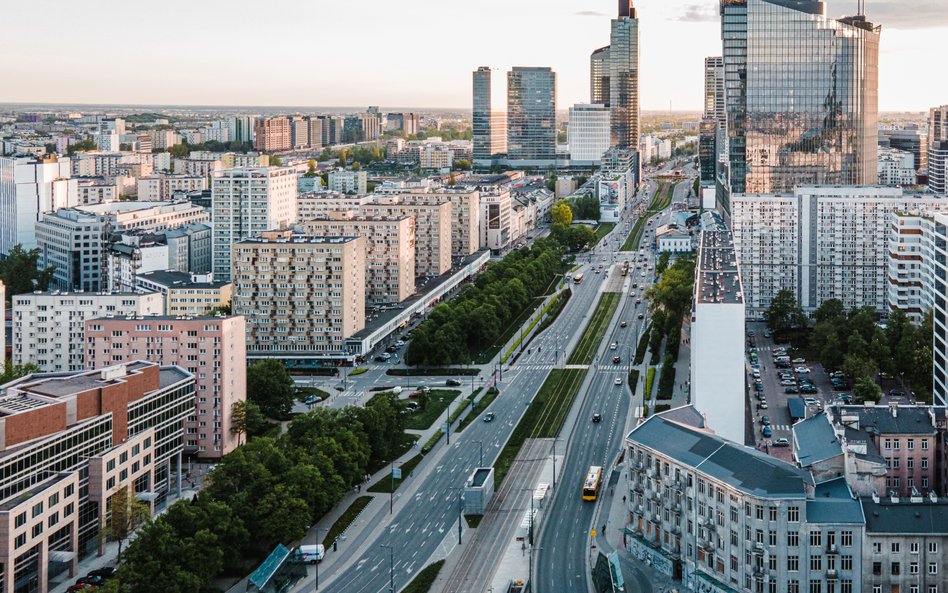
[168,143,190,158]
[247,360,296,419]
[65,139,97,155]
[853,376,882,403]
[108,486,151,562]
[318,147,334,162]
[305,159,317,177]
[764,289,806,335]
[551,201,573,226]
[231,400,266,445]
[0,244,55,299]
[0,361,39,383]
[44,142,57,154]
[208,299,232,315]
[269,155,282,166]
[454,159,472,171]
[812,298,845,324]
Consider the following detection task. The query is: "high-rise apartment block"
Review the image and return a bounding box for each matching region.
[0,361,194,593]
[211,166,299,282]
[386,112,419,136]
[85,315,246,458]
[589,46,611,107]
[232,231,365,358]
[12,291,164,372]
[931,214,948,407]
[568,104,611,164]
[877,148,916,187]
[730,186,948,315]
[609,1,639,150]
[0,155,78,254]
[472,67,508,166]
[720,0,880,198]
[137,174,208,201]
[363,198,451,277]
[928,106,948,195]
[228,116,255,144]
[300,212,416,304]
[395,190,482,257]
[507,67,557,164]
[253,116,292,152]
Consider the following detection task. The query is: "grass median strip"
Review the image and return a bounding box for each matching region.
[402,560,445,593]
[322,495,372,547]
[367,452,425,493]
[568,292,621,365]
[494,368,586,487]
[403,389,461,430]
[594,222,616,244]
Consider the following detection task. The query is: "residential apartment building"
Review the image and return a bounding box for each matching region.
[12,291,164,372]
[211,166,298,282]
[568,104,610,164]
[395,189,482,257]
[253,116,291,152]
[472,66,508,166]
[0,155,78,253]
[327,170,367,195]
[173,157,223,179]
[228,116,255,144]
[138,174,208,201]
[297,193,373,221]
[888,213,934,322]
[300,212,415,304]
[626,409,864,593]
[75,178,117,205]
[232,231,364,359]
[85,316,246,458]
[690,215,745,444]
[363,198,451,277]
[135,271,233,316]
[479,191,512,253]
[730,186,948,315]
[878,148,917,187]
[507,67,557,164]
[0,361,194,593]
[932,214,948,408]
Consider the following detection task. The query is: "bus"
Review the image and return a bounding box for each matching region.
[621,261,630,277]
[582,466,603,501]
[573,273,584,285]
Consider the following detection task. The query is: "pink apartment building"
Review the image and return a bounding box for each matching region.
[84,315,246,459]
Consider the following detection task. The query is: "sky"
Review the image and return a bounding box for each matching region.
[2,0,947,112]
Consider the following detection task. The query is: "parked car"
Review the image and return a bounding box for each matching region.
[780,379,797,386]
[762,426,773,438]
[794,366,811,373]
[800,385,818,394]
[763,331,772,338]
[792,357,806,364]
[761,415,771,426]
[88,568,116,580]
[394,340,405,348]
[374,355,390,363]
[773,438,790,447]
[758,401,769,409]
[785,386,799,394]
[385,345,398,354]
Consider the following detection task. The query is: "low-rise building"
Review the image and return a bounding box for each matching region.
[135,270,232,316]
[878,147,916,187]
[12,291,164,372]
[328,170,368,195]
[85,316,246,458]
[137,174,208,201]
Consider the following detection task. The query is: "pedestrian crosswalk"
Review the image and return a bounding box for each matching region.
[757,424,790,432]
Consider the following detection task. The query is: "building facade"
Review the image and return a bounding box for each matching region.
[85,316,246,459]
[507,67,557,164]
[137,174,208,201]
[327,170,368,195]
[363,198,451,278]
[0,155,78,254]
[590,46,611,107]
[472,66,508,166]
[135,270,233,317]
[878,148,917,187]
[569,104,611,164]
[253,117,291,152]
[609,1,640,150]
[929,106,948,195]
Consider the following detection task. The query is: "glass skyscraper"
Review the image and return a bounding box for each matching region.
[472,66,507,166]
[721,0,880,196]
[590,46,611,107]
[609,1,639,150]
[507,67,557,162]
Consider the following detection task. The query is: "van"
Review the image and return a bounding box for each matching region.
[297,544,325,564]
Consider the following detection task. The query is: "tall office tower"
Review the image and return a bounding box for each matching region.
[590,46,611,107]
[228,116,255,144]
[703,56,725,123]
[290,116,309,149]
[472,67,508,166]
[928,105,948,194]
[253,116,292,152]
[880,125,927,171]
[609,1,639,149]
[720,0,880,196]
[568,104,611,163]
[507,67,557,162]
[362,109,382,141]
[305,116,323,150]
[211,167,298,282]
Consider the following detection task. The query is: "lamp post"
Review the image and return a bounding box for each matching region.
[451,487,464,545]
[313,527,327,590]
[470,361,475,393]
[389,461,402,514]
[379,544,394,593]
[473,440,484,467]
[551,439,560,488]
[445,401,452,445]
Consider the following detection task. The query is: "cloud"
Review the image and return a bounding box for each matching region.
[674,3,717,22]
[852,2,948,30]
[575,10,606,17]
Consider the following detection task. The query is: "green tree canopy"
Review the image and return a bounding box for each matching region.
[246,360,296,419]
[551,201,573,226]
[0,244,55,300]
[764,289,807,335]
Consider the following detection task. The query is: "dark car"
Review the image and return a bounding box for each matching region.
[800,385,818,394]
[374,355,389,363]
[385,345,398,353]
[612,355,621,363]
[445,379,462,386]
[88,568,116,580]
[593,413,602,423]
[483,412,495,422]
[620,321,628,328]
[637,313,645,319]
[785,386,799,394]
[761,415,771,426]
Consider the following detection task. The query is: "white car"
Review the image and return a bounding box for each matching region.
[780,379,797,386]
[610,342,618,350]
[794,367,811,374]
[614,377,623,385]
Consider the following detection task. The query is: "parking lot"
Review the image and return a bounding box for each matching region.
[745,322,850,460]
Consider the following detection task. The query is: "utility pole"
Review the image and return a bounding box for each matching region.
[452,487,464,545]
[551,439,559,487]
[313,527,327,590]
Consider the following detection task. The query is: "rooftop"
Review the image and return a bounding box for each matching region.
[629,413,812,499]
[0,473,74,512]
[807,478,864,524]
[136,270,230,290]
[793,414,842,467]
[695,227,743,305]
[830,404,936,436]
[862,496,948,534]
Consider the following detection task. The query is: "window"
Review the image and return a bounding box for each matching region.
[788,556,799,571]
[911,562,920,575]
[929,563,938,575]
[810,556,822,571]
[931,542,939,554]
[841,580,852,593]
[47,512,59,527]
[841,531,852,546]
[14,513,25,528]
[756,505,764,520]
[788,531,799,547]
[922,439,929,450]
[770,531,777,546]
[809,580,822,593]
[892,562,901,575]
[32,523,42,538]
[788,507,800,522]
[873,542,882,553]
[770,507,777,521]
[873,587,882,593]
[842,556,853,571]
[788,582,799,593]
[893,542,901,553]
[810,531,822,546]
[32,502,43,518]
[14,534,26,549]
[873,562,882,575]
[912,542,920,554]
[923,458,929,469]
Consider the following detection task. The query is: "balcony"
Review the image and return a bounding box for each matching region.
[826,569,838,580]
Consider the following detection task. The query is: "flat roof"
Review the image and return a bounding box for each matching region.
[0,473,73,512]
[695,228,743,305]
[136,270,230,289]
[862,497,948,534]
[629,415,812,499]
[807,478,864,524]
[792,414,842,467]
[830,404,936,436]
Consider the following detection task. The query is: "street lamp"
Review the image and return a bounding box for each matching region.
[551,438,560,488]
[379,544,394,593]
[451,487,464,545]
[313,527,327,590]
[389,460,402,514]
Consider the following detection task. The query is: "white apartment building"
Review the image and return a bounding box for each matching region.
[328,170,368,195]
[731,186,948,315]
[211,166,298,282]
[12,291,164,372]
[568,103,610,163]
[0,155,78,254]
[878,147,916,186]
[297,193,370,221]
[138,174,208,201]
[480,190,512,253]
[887,213,934,323]
[173,157,223,179]
[76,178,117,205]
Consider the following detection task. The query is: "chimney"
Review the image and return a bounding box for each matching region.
[871,492,880,503]
[890,402,898,418]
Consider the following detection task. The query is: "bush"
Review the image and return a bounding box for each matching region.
[654,404,671,414]
[628,369,640,391]
[664,321,682,363]
[657,359,676,400]
[645,368,656,400]
[633,324,651,365]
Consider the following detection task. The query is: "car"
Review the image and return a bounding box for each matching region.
[635,299,642,305]
[792,357,806,364]
[483,412,495,422]
[385,345,398,353]
[747,330,757,337]
[620,320,628,328]
[304,395,321,405]
[632,283,638,288]
[374,355,390,363]
[794,366,811,373]
[615,377,623,385]
[629,291,636,297]
[773,438,790,447]
[445,379,462,386]
[637,313,645,319]
[405,401,418,411]
[762,426,773,438]
[758,401,769,409]
[755,384,764,393]
[780,379,797,386]
[593,413,602,423]
[610,342,618,350]
[613,355,621,363]
[595,269,601,274]
[763,331,772,338]
[803,397,819,407]
[830,371,846,378]
[78,576,106,586]
[785,386,799,394]
[888,389,906,398]
[394,340,405,348]
[751,370,761,378]
[761,415,771,426]
[837,394,854,403]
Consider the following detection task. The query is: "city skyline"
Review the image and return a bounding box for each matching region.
[2,0,946,112]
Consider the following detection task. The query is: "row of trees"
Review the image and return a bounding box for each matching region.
[569,196,600,221]
[166,140,254,158]
[645,255,696,395]
[765,292,934,402]
[549,224,598,253]
[404,239,568,366]
[112,394,406,593]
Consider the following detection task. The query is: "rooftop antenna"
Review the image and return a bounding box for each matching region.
[858,0,865,16]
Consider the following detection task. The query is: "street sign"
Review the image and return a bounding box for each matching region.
[392,467,402,480]
[442,422,449,433]
[591,529,597,537]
